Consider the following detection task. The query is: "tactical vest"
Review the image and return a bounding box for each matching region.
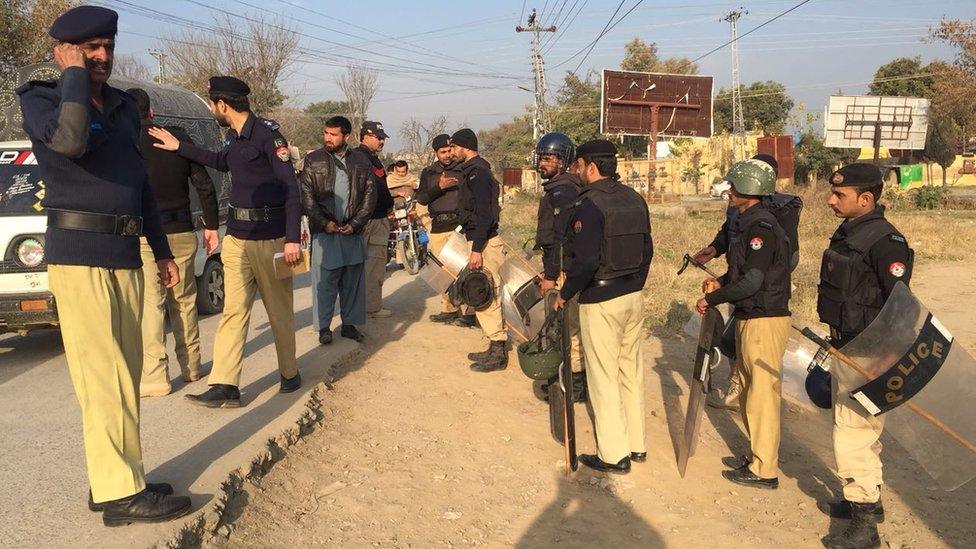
[582,181,650,280]
[817,215,911,335]
[423,165,462,217]
[547,177,581,271]
[726,207,791,316]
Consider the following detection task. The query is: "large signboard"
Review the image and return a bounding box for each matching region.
[601,69,713,138]
[823,95,929,150]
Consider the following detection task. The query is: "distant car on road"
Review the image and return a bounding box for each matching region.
[710,179,731,200]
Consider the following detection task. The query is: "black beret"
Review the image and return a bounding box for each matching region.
[450,128,478,152]
[431,133,451,150]
[208,76,250,98]
[576,139,617,159]
[49,6,118,43]
[830,163,882,187]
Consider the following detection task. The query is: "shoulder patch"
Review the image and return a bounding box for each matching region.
[749,236,764,251]
[260,118,280,131]
[888,261,906,278]
[273,136,287,148]
[889,234,906,243]
[275,146,291,162]
[573,219,583,233]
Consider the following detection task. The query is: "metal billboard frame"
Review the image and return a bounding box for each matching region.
[823,95,930,159]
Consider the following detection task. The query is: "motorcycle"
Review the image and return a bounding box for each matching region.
[389,196,429,275]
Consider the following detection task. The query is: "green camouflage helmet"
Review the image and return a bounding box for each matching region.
[724,159,776,196]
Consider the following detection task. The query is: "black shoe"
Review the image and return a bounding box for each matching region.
[279,372,301,393]
[340,325,364,342]
[470,341,508,372]
[579,454,631,474]
[185,384,241,408]
[429,311,459,324]
[102,489,192,527]
[721,454,750,469]
[468,340,505,361]
[89,483,173,512]
[819,499,885,523]
[319,328,333,345]
[454,314,478,328]
[721,465,778,490]
[822,502,882,549]
[630,452,647,463]
[572,371,588,403]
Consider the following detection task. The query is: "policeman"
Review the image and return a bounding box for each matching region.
[17,5,191,524]
[556,140,652,474]
[356,121,395,319]
[694,154,802,410]
[533,132,586,401]
[127,88,220,397]
[417,133,473,327]
[150,76,303,408]
[694,159,791,490]
[816,163,914,549]
[450,128,509,371]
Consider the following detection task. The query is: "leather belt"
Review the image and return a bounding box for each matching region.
[586,272,640,290]
[230,205,285,223]
[158,209,192,224]
[47,208,143,237]
[433,213,459,223]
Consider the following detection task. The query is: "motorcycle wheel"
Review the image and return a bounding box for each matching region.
[401,230,422,275]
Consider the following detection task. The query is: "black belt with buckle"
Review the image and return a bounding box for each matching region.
[586,272,640,290]
[230,205,285,223]
[158,209,192,224]
[432,213,459,223]
[47,208,143,236]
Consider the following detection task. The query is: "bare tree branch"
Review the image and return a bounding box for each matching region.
[399,115,449,167]
[336,63,378,138]
[113,54,152,82]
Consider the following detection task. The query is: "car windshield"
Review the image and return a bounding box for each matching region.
[0,149,44,216]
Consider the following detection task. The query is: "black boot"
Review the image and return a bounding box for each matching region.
[429,311,459,324]
[467,341,498,362]
[185,384,241,408]
[454,314,478,328]
[279,372,302,393]
[340,325,365,342]
[318,328,333,345]
[819,499,885,523]
[470,341,508,372]
[822,501,882,549]
[579,454,631,474]
[89,483,173,512]
[101,489,192,527]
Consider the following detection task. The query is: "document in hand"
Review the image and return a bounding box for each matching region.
[273,250,310,279]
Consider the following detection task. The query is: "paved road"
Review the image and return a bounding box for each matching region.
[0,270,420,548]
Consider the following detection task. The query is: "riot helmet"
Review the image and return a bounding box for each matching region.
[534,132,576,174]
[723,159,776,197]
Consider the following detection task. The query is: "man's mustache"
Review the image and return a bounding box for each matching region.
[85,58,111,72]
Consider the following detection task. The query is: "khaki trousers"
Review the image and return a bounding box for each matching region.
[139,232,201,391]
[48,264,147,503]
[210,235,297,387]
[556,273,585,373]
[734,316,791,479]
[475,237,507,342]
[579,290,646,463]
[832,363,886,503]
[364,218,390,313]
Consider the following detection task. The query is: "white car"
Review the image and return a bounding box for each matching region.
[0,140,225,335]
[710,179,731,200]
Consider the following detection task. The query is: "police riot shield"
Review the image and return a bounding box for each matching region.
[497,238,547,343]
[781,320,834,414]
[418,231,469,293]
[825,283,976,491]
[677,307,724,477]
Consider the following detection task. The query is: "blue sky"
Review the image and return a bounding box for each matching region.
[104,0,974,149]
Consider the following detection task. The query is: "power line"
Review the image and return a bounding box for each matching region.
[541,0,585,52]
[571,0,645,74]
[550,0,626,71]
[688,0,814,64]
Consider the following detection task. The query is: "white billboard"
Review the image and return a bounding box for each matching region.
[823,95,929,150]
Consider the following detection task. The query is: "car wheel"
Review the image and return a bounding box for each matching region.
[720,191,730,201]
[196,258,224,315]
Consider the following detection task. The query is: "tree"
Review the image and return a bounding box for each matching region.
[793,131,857,183]
[399,116,449,167]
[714,81,794,135]
[164,14,297,114]
[620,38,698,74]
[1,0,78,83]
[304,100,352,125]
[869,57,934,97]
[549,71,601,145]
[928,20,976,152]
[113,54,152,82]
[336,64,377,138]
[922,113,960,185]
[478,115,533,173]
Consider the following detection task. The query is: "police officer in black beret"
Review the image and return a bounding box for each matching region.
[816,163,914,549]
[151,76,304,408]
[555,139,653,473]
[17,4,191,525]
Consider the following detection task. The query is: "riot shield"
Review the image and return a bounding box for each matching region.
[677,307,725,477]
[497,240,547,343]
[418,231,469,293]
[780,320,834,413]
[825,283,976,491]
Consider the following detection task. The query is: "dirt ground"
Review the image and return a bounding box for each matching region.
[219,264,975,549]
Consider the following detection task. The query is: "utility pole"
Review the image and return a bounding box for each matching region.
[516,9,557,141]
[149,49,167,84]
[723,9,747,161]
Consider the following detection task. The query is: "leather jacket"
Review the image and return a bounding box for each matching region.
[299,147,377,234]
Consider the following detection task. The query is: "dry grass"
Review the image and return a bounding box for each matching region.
[499,185,976,333]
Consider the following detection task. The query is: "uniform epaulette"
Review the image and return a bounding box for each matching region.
[260,118,280,131]
[758,220,774,230]
[15,79,57,94]
[889,234,906,243]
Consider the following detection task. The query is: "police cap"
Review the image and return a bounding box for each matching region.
[362,121,390,139]
[830,163,882,187]
[575,139,617,159]
[208,76,250,99]
[431,133,451,150]
[49,6,118,43]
